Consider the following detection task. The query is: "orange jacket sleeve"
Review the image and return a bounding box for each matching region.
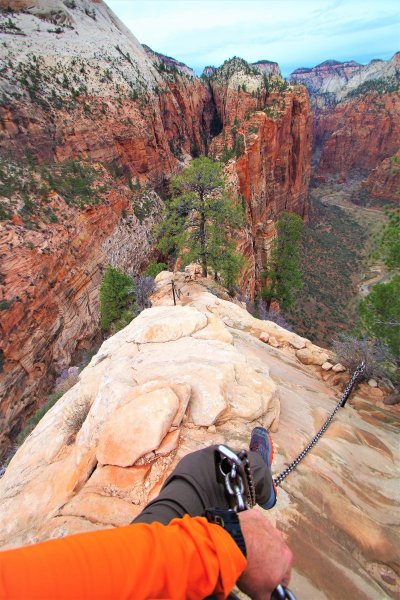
[0,515,247,600]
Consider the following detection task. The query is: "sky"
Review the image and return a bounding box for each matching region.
[107,0,400,76]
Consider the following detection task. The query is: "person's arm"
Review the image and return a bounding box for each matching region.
[0,515,246,600]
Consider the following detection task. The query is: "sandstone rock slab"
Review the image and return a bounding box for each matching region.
[96,388,179,467]
[125,306,207,343]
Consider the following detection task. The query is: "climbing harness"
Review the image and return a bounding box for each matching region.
[215,361,366,600]
[273,361,366,487]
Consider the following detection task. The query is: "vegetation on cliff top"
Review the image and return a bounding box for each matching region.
[345,76,399,100]
[0,156,109,225]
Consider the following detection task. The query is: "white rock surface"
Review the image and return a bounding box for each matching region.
[0,272,398,600]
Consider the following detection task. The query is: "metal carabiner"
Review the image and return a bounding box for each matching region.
[272,583,296,599]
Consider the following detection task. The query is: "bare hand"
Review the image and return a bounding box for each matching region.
[237,509,292,600]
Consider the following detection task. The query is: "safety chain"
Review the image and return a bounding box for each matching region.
[273,361,366,487]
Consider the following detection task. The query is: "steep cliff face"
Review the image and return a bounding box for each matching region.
[290,53,400,191]
[0,0,214,177]
[0,159,163,457]
[315,91,400,179]
[0,272,398,599]
[207,58,312,294]
[362,151,400,202]
[0,3,313,453]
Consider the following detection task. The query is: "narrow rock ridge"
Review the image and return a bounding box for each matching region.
[0,270,398,600]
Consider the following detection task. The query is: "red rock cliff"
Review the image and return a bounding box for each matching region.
[290,53,400,199]
[0,166,164,457]
[0,8,313,455]
[315,92,400,179]
[207,58,312,295]
[362,151,400,203]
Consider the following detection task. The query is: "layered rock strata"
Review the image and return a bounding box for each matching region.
[207,58,312,294]
[0,271,398,599]
[0,1,313,451]
[290,53,400,192]
[0,179,163,458]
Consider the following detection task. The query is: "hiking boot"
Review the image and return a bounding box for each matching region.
[249,426,277,509]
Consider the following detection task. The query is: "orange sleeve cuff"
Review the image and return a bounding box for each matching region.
[0,515,247,599]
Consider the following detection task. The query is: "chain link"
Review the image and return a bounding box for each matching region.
[273,362,366,487]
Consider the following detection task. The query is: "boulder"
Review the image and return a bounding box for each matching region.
[268,336,280,348]
[322,362,333,371]
[125,306,207,343]
[96,388,179,467]
[296,348,329,366]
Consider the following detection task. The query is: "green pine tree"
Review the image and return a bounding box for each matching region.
[358,207,400,358]
[157,156,245,288]
[358,275,400,356]
[373,207,400,272]
[100,266,136,332]
[261,212,303,311]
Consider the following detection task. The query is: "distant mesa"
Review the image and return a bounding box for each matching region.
[202,65,217,77]
[251,59,281,77]
[290,59,361,77]
[202,58,281,78]
[142,44,196,77]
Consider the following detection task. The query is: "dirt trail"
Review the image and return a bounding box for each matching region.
[312,183,389,300]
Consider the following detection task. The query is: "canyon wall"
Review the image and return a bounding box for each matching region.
[0,2,312,454]
[362,151,400,202]
[290,53,400,195]
[206,58,312,294]
[0,171,163,457]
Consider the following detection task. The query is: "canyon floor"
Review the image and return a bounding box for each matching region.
[287,179,389,347]
[0,272,397,599]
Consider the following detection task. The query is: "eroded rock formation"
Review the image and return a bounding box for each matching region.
[0,0,313,450]
[207,58,312,293]
[290,53,400,194]
[0,272,398,599]
[0,175,163,457]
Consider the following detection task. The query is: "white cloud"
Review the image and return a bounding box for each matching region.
[106,0,400,75]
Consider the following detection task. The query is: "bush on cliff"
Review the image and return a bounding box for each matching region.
[358,207,400,357]
[358,276,400,357]
[100,266,136,332]
[145,262,168,278]
[261,212,304,311]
